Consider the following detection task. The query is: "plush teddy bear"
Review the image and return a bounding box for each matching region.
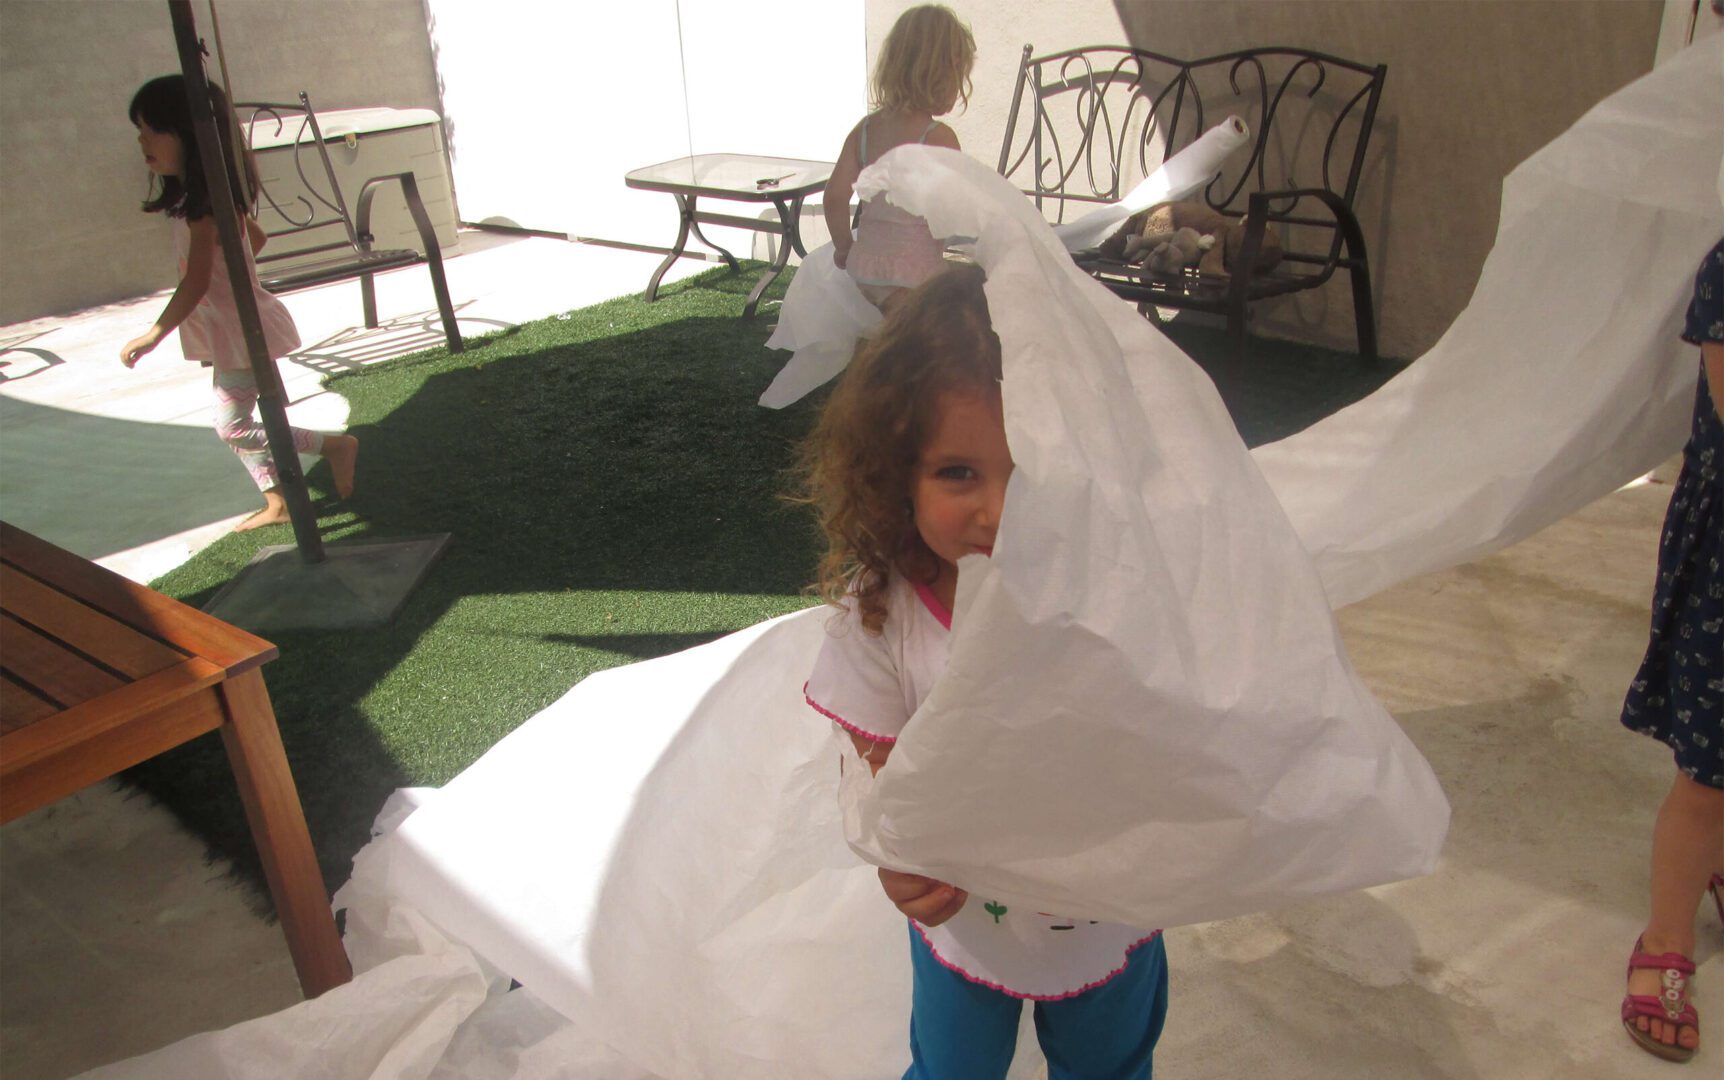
[1124,226,1213,276]
[1098,200,1283,281]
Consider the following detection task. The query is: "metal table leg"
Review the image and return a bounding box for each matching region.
[642,194,693,302]
[742,193,805,318]
[686,195,739,273]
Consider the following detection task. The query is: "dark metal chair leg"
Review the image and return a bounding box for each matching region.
[1349,263,1379,363]
[422,246,464,354]
[361,274,379,329]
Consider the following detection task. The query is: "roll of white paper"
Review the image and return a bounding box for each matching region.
[1052,114,1251,252]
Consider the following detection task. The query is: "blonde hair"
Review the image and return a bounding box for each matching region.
[796,264,1001,634]
[870,5,977,115]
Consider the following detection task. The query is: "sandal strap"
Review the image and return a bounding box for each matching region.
[1624,991,1699,1026]
[1627,949,1696,976]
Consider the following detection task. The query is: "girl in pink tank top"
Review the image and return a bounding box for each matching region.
[120,75,357,533]
[824,5,976,310]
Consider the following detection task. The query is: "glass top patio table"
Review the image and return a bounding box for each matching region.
[624,153,833,200]
[624,153,835,317]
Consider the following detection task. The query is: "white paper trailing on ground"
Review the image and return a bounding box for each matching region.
[1049,114,1251,252]
[1253,37,1724,608]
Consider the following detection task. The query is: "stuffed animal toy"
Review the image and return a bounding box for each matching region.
[1124,226,1213,276]
[1098,200,1284,281]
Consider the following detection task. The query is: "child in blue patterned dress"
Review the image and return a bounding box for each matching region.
[1619,236,1724,1065]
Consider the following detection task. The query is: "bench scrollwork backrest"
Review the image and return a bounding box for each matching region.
[238,92,365,267]
[997,44,1386,241]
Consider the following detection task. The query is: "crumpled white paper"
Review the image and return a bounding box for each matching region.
[757,244,883,408]
[840,144,1448,928]
[759,115,1251,409]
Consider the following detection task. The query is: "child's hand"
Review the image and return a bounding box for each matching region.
[878,868,968,926]
[120,330,161,368]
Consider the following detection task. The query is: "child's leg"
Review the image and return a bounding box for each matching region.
[212,368,355,519]
[857,282,905,311]
[903,922,1020,1080]
[1033,935,1169,1080]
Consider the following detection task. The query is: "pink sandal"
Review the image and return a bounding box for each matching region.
[1623,937,1699,1063]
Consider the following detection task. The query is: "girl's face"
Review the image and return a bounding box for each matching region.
[135,120,183,177]
[911,390,1013,590]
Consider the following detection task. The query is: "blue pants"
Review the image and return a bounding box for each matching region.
[903,924,1169,1080]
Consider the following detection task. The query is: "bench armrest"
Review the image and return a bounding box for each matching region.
[354,171,442,258]
[1231,187,1370,307]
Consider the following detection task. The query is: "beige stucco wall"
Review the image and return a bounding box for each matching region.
[871,0,1662,360]
[0,0,441,324]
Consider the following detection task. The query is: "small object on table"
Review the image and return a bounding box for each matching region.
[625,153,833,318]
[0,522,351,998]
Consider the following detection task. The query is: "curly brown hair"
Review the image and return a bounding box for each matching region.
[797,263,1001,633]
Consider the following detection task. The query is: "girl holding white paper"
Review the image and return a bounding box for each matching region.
[798,264,1168,1080]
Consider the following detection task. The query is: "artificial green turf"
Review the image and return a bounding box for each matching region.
[133,263,824,901]
[128,260,1404,907]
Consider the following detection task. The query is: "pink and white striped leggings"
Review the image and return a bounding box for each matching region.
[213,368,322,491]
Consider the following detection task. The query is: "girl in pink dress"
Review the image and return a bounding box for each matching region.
[120,75,356,532]
[824,5,975,311]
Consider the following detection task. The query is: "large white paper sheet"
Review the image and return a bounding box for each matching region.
[83,37,1724,1080]
[1254,37,1724,607]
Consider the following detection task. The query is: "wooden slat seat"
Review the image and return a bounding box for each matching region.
[258,246,424,292]
[0,521,350,998]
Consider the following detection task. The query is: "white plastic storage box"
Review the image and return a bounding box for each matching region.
[250,106,460,260]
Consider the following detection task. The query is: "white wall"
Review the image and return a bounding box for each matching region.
[426,0,865,250]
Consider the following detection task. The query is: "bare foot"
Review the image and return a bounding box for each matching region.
[324,434,358,500]
[234,491,291,532]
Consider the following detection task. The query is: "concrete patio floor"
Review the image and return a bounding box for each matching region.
[0,232,1716,1078]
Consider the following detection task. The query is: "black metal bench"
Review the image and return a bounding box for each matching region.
[240,92,463,353]
[997,45,1386,360]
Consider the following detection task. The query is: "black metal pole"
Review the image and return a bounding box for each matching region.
[168,0,324,562]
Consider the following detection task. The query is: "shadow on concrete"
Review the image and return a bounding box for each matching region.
[284,301,518,386]
[0,396,265,559]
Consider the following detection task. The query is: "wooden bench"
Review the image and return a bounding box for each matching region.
[241,92,464,353]
[0,522,351,998]
[997,44,1386,360]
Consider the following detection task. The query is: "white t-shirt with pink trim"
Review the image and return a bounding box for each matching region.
[805,571,1160,1001]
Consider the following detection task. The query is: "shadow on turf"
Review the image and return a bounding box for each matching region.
[123,262,1404,907]
[127,268,824,902]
